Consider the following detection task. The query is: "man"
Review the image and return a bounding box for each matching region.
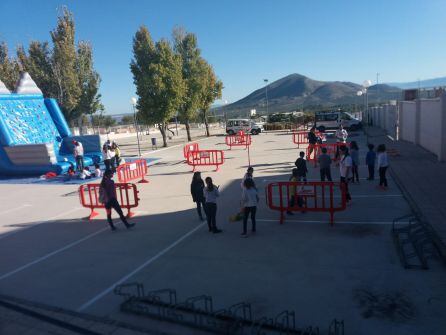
[73,140,84,172]
[339,145,352,202]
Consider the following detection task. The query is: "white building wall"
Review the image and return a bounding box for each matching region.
[400,101,417,143]
[419,99,442,157]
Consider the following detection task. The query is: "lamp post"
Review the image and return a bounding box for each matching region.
[131,97,141,158]
[263,79,269,115]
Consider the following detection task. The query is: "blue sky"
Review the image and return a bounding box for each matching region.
[1,0,445,115]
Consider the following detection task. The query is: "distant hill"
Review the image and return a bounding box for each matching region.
[387,76,446,89]
[218,73,401,116]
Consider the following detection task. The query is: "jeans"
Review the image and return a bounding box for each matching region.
[340,176,352,201]
[105,198,129,228]
[76,155,84,172]
[104,159,112,172]
[368,164,375,180]
[196,200,206,219]
[243,206,257,234]
[320,167,332,181]
[205,202,217,231]
[379,166,388,187]
[352,164,359,182]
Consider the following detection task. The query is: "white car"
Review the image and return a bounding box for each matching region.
[314,111,362,131]
[226,119,263,135]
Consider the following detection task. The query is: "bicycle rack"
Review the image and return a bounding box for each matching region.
[114,283,343,335]
[392,214,439,269]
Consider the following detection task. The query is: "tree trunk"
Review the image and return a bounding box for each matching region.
[185,120,192,141]
[159,123,168,147]
[78,115,84,135]
[204,112,210,137]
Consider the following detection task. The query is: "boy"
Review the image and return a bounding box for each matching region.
[365,144,376,180]
[318,147,332,181]
[287,168,304,215]
[294,151,308,181]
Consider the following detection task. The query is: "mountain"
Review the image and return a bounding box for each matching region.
[387,76,446,89]
[219,73,401,116]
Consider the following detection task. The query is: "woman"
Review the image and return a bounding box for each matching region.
[190,172,206,221]
[102,143,114,172]
[241,166,254,189]
[203,177,222,233]
[241,178,259,237]
[377,144,389,190]
[112,142,122,167]
[350,141,360,183]
[100,170,135,231]
[339,145,352,203]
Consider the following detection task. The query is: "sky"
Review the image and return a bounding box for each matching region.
[1,0,445,115]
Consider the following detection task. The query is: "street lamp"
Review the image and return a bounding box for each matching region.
[363,80,372,126]
[263,79,269,115]
[130,97,141,157]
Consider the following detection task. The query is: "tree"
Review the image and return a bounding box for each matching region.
[50,7,81,122]
[130,26,185,147]
[0,42,20,90]
[198,59,223,137]
[121,115,135,125]
[173,28,204,141]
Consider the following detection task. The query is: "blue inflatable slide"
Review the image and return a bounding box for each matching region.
[0,73,102,176]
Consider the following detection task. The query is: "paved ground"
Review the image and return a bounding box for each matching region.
[0,130,445,335]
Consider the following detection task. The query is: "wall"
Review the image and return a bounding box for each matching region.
[400,101,416,143]
[419,99,442,157]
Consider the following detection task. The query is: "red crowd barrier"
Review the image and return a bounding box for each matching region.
[225,133,252,149]
[117,159,149,183]
[292,131,326,148]
[186,150,224,172]
[306,142,350,167]
[78,183,140,220]
[266,181,347,225]
[183,142,200,159]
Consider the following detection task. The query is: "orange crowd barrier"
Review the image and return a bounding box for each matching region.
[266,181,347,225]
[117,159,149,183]
[78,183,140,220]
[306,142,349,167]
[183,142,200,159]
[225,133,252,149]
[186,150,224,172]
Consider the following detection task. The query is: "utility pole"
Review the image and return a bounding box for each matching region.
[376,73,380,104]
[264,79,269,115]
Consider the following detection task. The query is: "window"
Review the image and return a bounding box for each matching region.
[324,113,338,121]
[341,113,351,120]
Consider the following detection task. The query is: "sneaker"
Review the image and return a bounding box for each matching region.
[126,223,135,229]
[213,229,223,234]
[240,233,248,238]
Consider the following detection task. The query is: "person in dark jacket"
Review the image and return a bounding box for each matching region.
[307,127,318,159]
[100,170,135,231]
[190,172,206,221]
[294,151,308,181]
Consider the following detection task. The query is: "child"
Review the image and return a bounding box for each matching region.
[318,147,332,181]
[190,172,206,221]
[339,146,352,202]
[287,168,304,215]
[350,141,359,183]
[241,178,259,237]
[377,144,389,190]
[94,164,102,178]
[204,177,222,233]
[294,151,308,181]
[241,166,254,189]
[365,144,376,180]
[79,167,92,180]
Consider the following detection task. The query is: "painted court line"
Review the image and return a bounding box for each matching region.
[257,219,405,225]
[0,227,108,281]
[77,222,205,312]
[0,204,32,216]
[0,207,85,241]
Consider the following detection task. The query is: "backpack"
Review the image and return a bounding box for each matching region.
[98,186,106,204]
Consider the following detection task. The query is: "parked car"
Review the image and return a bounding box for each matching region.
[314,110,362,131]
[226,119,263,135]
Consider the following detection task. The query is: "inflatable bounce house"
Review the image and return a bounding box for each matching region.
[0,73,102,177]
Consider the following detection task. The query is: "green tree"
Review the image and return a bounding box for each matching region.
[198,59,223,137]
[173,28,204,141]
[50,7,81,122]
[0,42,20,90]
[131,26,185,147]
[121,115,135,125]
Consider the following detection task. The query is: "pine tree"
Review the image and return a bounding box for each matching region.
[0,42,20,90]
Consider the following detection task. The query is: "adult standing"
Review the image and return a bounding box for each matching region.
[73,140,84,172]
[100,170,135,231]
[307,127,318,159]
[241,178,259,238]
[112,142,122,166]
[377,144,389,190]
[335,125,348,160]
[190,172,206,221]
[102,143,114,172]
[203,177,222,233]
[339,146,352,203]
[241,166,254,189]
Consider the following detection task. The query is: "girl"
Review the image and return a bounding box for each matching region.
[100,170,135,231]
[190,172,206,221]
[203,177,222,233]
[377,144,389,190]
[241,178,259,237]
[241,166,254,189]
[350,141,360,183]
[94,163,102,178]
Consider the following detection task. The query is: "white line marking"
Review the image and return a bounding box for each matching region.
[0,227,108,281]
[142,136,212,156]
[257,219,405,225]
[77,222,205,312]
[0,207,84,241]
[0,204,32,216]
